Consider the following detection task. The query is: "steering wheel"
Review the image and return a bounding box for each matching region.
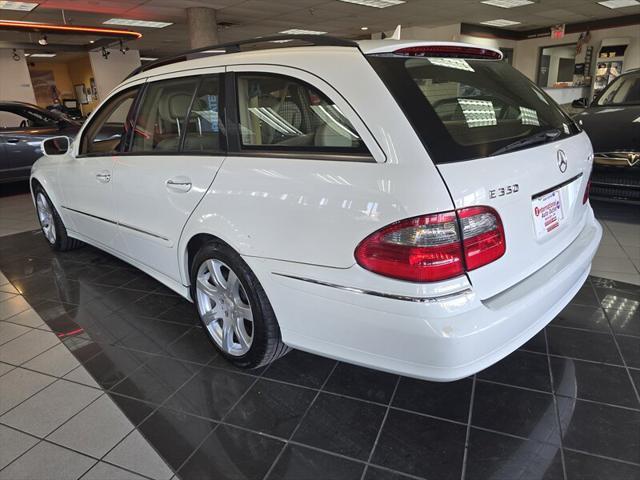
[19,120,27,128]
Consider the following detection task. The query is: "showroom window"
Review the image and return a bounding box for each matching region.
[235,73,367,154]
[80,87,140,156]
[183,75,223,153]
[130,77,200,153]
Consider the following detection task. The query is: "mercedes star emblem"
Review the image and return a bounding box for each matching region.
[557,150,568,173]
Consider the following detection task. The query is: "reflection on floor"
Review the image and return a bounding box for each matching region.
[0,222,639,478]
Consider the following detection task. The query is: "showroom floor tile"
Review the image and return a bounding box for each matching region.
[0,192,639,479]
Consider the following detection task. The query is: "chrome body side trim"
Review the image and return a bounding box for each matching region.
[62,206,170,242]
[272,272,472,303]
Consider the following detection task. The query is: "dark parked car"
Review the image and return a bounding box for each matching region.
[573,69,640,202]
[0,101,80,183]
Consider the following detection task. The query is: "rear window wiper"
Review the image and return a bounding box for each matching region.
[492,128,562,156]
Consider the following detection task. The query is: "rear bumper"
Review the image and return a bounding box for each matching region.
[246,212,602,381]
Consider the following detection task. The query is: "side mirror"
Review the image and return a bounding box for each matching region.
[571,98,589,109]
[42,136,71,156]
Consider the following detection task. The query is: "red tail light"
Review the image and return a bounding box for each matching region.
[393,45,503,60]
[355,207,505,282]
[457,206,506,271]
[583,179,591,204]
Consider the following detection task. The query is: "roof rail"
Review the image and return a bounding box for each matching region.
[127,34,358,79]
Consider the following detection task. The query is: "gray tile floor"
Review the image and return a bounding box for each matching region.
[0,271,174,480]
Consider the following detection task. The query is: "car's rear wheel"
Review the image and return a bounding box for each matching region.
[190,241,289,369]
[34,186,82,252]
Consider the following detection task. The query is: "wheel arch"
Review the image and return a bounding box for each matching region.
[182,232,238,287]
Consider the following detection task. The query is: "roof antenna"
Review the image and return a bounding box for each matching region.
[390,24,401,40]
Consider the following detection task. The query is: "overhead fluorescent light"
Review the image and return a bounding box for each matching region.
[104,18,172,28]
[598,0,639,8]
[140,56,158,61]
[338,0,405,7]
[29,53,56,57]
[0,1,38,11]
[279,28,327,35]
[481,0,533,7]
[480,18,521,26]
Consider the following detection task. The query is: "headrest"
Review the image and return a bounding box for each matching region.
[158,92,193,122]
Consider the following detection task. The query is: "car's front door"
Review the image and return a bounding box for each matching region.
[113,70,226,280]
[58,85,142,251]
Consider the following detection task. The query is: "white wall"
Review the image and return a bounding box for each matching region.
[512,24,640,82]
[88,49,141,101]
[400,24,462,42]
[0,49,36,104]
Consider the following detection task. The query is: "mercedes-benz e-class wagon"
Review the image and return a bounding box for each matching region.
[31,36,602,381]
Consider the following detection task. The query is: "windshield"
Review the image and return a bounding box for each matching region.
[596,71,640,106]
[368,56,579,163]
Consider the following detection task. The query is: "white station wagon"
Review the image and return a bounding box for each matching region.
[32,36,602,381]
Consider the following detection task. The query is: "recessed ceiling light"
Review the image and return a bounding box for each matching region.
[103,18,172,28]
[361,26,369,30]
[338,0,405,7]
[480,18,521,26]
[29,53,56,57]
[89,40,95,44]
[0,1,38,11]
[279,28,327,35]
[140,56,158,61]
[598,0,639,8]
[481,0,533,7]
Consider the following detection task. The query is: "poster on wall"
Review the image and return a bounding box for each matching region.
[89,77,98,101]
[30,70,59,106]
[74,84,88,104]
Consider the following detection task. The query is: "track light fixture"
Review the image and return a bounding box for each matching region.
[101,46,110,59]
[38,34,48,46]
[119,40,129,54]
[12,49,20,61]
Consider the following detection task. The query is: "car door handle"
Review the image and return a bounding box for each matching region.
[6,138,20,144]
[96,171,111,183]
[166,178,192,193]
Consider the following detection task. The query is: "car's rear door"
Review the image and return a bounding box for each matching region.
[112,69,226,281]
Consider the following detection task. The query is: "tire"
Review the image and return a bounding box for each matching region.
[34,186,82,252]
[190,240,290,369]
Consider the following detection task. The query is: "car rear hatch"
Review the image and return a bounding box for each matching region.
[366,41,593,298]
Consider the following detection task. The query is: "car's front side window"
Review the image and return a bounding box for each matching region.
[80,87,140,156]
[236,73,368,154]
[597,72,640,106]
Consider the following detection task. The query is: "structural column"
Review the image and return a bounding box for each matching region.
[187,7,219,49]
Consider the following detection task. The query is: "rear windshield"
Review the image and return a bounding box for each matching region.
[368,56,580,163]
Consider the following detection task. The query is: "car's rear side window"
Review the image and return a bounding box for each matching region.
[130,77,200,153]
[183,76,223,154]
[235,73,368,155]
[369,56,579,163]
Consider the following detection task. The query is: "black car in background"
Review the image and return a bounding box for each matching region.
[573,69,640,203]
[0,101,80,183]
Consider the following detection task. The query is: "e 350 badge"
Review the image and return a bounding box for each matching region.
[489,184,519,199]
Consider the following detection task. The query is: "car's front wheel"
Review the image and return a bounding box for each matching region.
[34,186,82,251]
[190,241,289,369]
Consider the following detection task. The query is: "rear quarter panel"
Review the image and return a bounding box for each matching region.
[178,47,454,282]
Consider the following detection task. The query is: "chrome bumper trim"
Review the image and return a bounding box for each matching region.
[272,272,472,303]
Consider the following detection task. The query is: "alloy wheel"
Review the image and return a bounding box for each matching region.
[195,258,254,356]
[36,192,56,244]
